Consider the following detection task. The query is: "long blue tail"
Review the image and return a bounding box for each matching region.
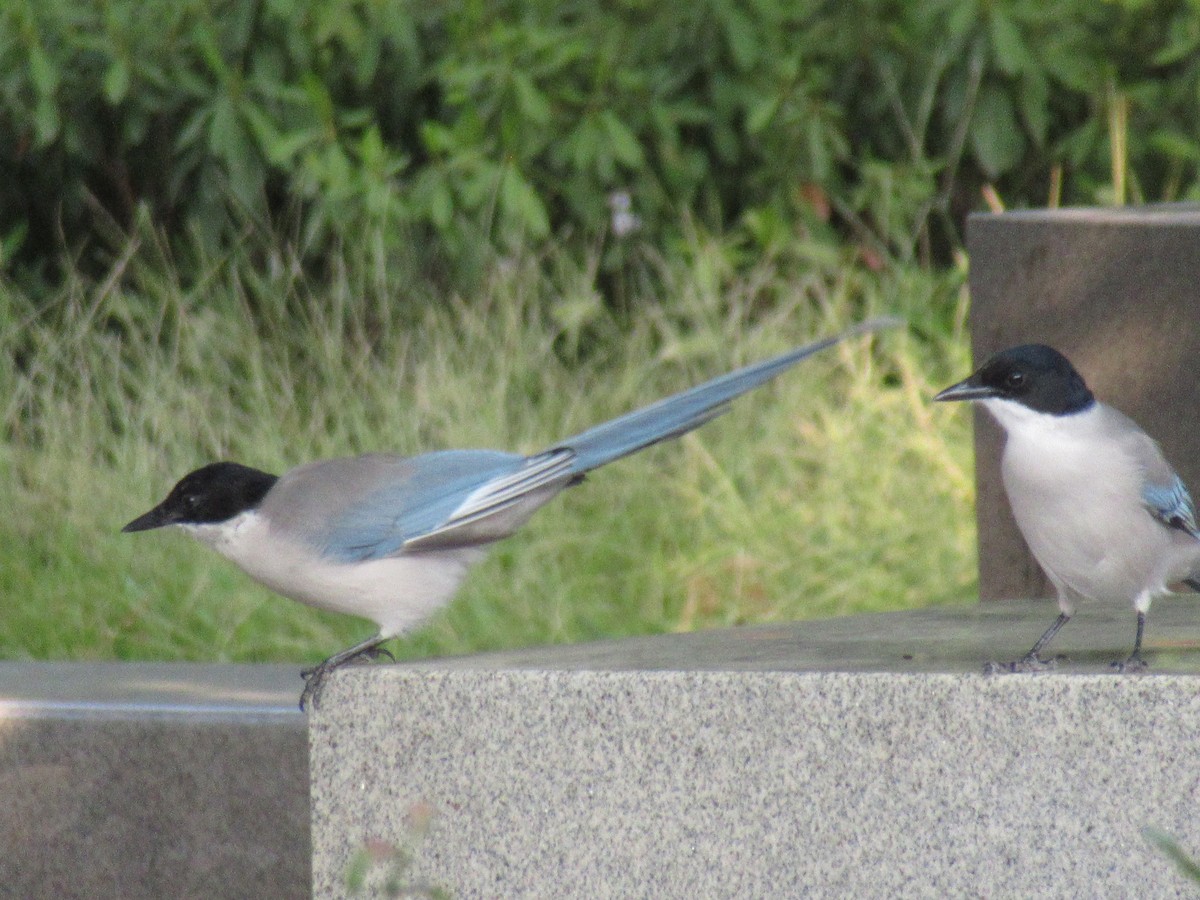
[556,317,901,473]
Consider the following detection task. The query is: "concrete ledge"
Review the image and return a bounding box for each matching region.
[0,662,309,898]
[311,601,1200,898]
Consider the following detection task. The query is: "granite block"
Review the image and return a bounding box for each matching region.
[310,601,1200,898]
[0,662,309,899]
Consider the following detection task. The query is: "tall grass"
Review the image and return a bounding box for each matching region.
[0,230,976,665]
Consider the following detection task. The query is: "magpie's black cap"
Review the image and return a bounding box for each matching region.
[122,462,278,532]
[934,344,1094,415]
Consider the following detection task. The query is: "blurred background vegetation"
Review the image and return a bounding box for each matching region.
[5,0,1200,278]
[0,0,1192,664]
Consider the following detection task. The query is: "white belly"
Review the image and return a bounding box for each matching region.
[184,512,485,637]
[1001,425,1178,609]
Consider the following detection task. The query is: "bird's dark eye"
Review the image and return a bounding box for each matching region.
[1006,371,1025,389]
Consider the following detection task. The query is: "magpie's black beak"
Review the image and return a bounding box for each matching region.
[933,375,997,403]
[122,502,174,533]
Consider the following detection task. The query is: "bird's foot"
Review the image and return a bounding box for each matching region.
[362,645,396,664]
[300,645,394,681]
[299,662,333,712]
[299,643,395,711]
[983,654,1059,675]
[1110,654,1148,674]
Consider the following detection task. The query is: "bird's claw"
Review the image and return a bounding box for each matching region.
[363,645,396,663]
[299,663,331,712]
[983,654,1059,675]
[1110,655,1148,674]
[298,642,395,711]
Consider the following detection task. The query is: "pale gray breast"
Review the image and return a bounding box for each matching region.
[1091,403,1177,489]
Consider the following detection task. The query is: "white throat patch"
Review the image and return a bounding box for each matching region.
[179,509,261,553]
[979,396,1091,435]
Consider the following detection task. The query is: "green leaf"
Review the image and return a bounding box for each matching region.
[970,84,1025,178]
[721,6,759,71]
[746,96,780,135]
[427,175,454,230]
[945,2,980,52]
[458,158,499,209]
[567,117,601,171]
[1149,131,1200,164]
[33,98,60,146]
[1152,19,1200,65]
[344,847,370,893]
[176,107,213,153]
[0,221,28,267]
[988,11,1034,76]
[500,166,549,238]
[1017,71,1049,148]
[208,94,239,158]
[420,122,457,155]
[103,60,131,106]
[599,112,645,169]
[207,94,265,212]
[511,71,551,127]
[29,45,58,97]
[1143,828,1200,884]
[241,104,321,166]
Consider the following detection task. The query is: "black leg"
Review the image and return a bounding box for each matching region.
[299,634,393,711]
[984,612,1070,674]
[1026,612,1070,661]
[1111,611,1149,673]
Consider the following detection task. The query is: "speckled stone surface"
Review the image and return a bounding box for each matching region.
[0,662,309,898]
[311,601,1200,898]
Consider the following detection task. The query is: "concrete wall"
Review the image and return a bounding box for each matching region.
[310,602,1200,898]
[0,662,309,898]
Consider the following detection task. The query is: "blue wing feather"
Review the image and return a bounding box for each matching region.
[325,450,532,560]
[1143,476,1200,539]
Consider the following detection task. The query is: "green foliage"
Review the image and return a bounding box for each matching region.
[345,803,448,899]
[4,0,1200,276]
[1143,827,1200,884]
